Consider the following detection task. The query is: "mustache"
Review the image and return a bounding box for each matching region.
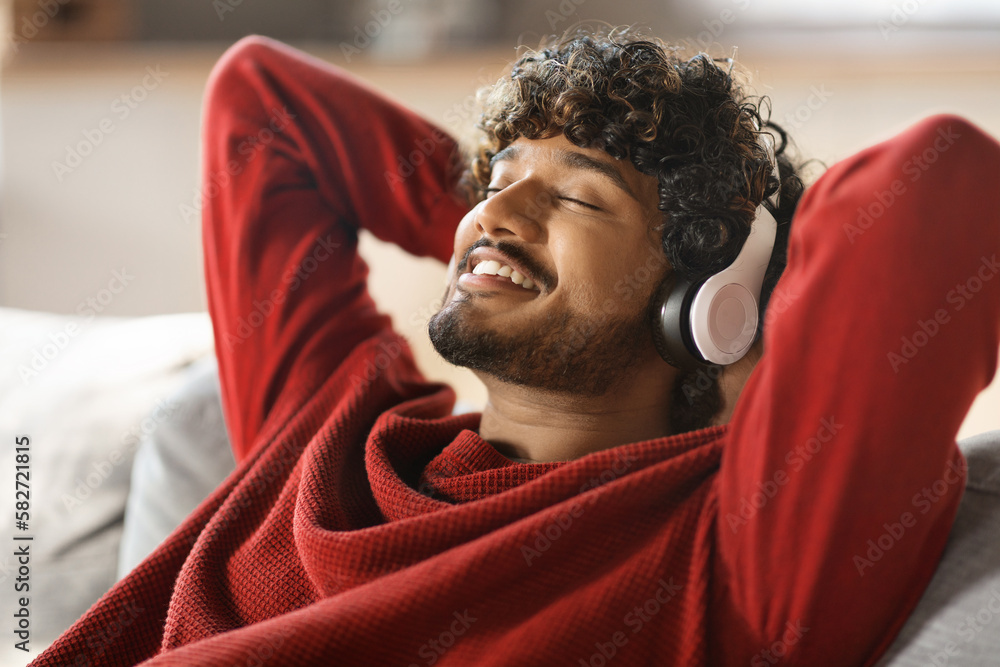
[456,238,555,290]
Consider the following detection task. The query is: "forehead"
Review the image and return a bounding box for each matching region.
[491,134,659,206]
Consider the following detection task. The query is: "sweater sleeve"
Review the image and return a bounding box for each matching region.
[711,115,1000,666]
[201,36,469,461]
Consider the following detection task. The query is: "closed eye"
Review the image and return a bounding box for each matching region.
[484,188,602,212]
[560,196,602,212]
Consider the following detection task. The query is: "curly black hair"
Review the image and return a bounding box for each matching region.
[462,25,809,432]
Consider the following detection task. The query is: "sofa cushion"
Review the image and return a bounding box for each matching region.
[0,307,213,663]
[119,348,1000,666]
[121,366,1000,666]
[877,429,1000,666]
[4,303,997,665]
[118,354,234,577]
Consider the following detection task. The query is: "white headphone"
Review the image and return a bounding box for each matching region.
[651,130,781,370]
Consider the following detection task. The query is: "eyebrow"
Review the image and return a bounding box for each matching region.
[489,144,638,201]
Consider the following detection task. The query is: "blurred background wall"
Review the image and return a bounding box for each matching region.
[1,0,998,433]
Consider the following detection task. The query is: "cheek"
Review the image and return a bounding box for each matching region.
[578,247,666,314]
[556,262,630,318]
[551,236,623,305]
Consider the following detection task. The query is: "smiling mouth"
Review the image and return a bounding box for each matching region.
[471,259,539,291]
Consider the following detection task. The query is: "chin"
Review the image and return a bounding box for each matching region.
[428,298,649,398]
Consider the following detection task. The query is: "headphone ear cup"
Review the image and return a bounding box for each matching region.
[650,274,710,371]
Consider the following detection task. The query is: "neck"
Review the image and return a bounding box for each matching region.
[710,340,764,427]
[476,367,677,463]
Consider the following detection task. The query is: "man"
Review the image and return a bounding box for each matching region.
[33,27,1000,667]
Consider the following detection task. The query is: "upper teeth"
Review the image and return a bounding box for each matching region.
[472,259,537,290]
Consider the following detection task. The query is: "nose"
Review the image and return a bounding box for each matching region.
[474,181,545,243]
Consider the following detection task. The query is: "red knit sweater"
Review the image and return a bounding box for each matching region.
[32,37,1000,667]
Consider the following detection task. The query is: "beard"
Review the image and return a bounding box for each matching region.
[428,290,652,398]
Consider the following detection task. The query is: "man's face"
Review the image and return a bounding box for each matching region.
[429,133,669,396]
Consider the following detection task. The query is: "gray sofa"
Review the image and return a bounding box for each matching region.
[0,307,215,665]
[2,306,998,665]
[874,430,1000,665]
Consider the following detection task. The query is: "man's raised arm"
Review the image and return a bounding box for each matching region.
[201,36,469,460]
[713,115,1000,666]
